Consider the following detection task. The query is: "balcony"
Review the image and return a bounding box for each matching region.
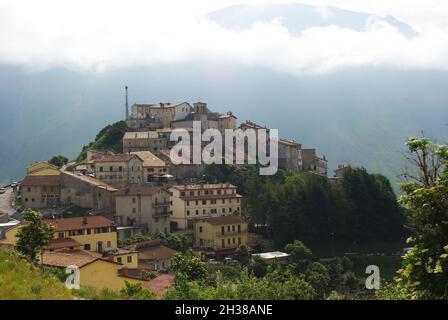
[216,230,246,237]
[153,210,170,218]
[152,201,170,208]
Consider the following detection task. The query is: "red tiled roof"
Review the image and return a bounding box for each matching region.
[45,215,115,231]
[115,186,163,197]
[41,249,107,268]
[94,154,136,162]
[44,238,82,250]
[199,215,245,225]
[21,175,60,187]
[143,273,175,299]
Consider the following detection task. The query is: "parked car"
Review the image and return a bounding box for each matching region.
[223,257,239,265]
[207,258,219,265]
[0,187,6,194]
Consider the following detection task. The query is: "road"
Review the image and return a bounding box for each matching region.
[0,187,16,216]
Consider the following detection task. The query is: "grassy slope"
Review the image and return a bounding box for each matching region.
[0,249,73,300]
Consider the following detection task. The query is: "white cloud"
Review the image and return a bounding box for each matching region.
[1,0,448,75]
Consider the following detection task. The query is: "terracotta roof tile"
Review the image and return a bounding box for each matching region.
[45,216,115,232]
[199,215,245,225]
[41,249,107,268]
[115,186,163,197]
[21,175,60,187]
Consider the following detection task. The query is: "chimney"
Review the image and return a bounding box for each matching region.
[83,216,88,225]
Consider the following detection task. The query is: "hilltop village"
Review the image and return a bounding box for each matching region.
[0,99,336,295]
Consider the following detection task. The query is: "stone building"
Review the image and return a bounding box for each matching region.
[122,131,167,154]
[169,183,242,230]
[127,102,192,130]
[93,154,144,189]
[130,151,170,183]
[21,175,61,209]
[299,148,328,177]
[114,186,171,235]
[278,138,301,172]
[60,171,118,216]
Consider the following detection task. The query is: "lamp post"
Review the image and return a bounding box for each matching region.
[330,232,335,258]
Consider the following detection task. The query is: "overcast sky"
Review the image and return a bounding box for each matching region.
[1,0,448,74]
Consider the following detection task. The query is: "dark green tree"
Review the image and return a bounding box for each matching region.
[48,155,68,168]
[234,244,251,266]
[171,253,208,282]
[385,137,448,299]
[15,209,54,261]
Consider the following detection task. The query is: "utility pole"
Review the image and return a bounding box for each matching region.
[125,86,129,120]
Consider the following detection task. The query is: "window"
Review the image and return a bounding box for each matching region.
[119,166,123,172]
[27,187,31,192]
[84,244,91,250]
[127,256,132,263]
[222,208,225,213]
[227,226,231,232]
[227,238,231,244]
[132,198,136,203]
[203,209,206,215]
[222,239,225,248]
[195,210,199,215]
[25,198,28,202]
[238,237,241,245]
[99,166,103,172]
[117,257,122,264]
[58,232,64,239]
[187,210,190,216]
[87,229,91,235]
[238,225,241,233]
[187,201,190,206]
[232,225,235,231]
[232,237,236,244]
[221,226,225,235]
[107,241,111,247]
[211,199,216,204]
[181,192,185,196]
[202,200,206,205]
[199,226,203,233]
[132,208,136,213]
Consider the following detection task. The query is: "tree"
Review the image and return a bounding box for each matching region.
[15,209,54,261]
[305,262,331,298]
[234,244,251,266]
[171,253,208,282]
[48,155,69,168]
[284,240,312,263]
[387,137,448,299]
[249,255,268,278]
[120,281,156,300]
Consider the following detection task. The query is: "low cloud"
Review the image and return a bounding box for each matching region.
[1,0,448,75]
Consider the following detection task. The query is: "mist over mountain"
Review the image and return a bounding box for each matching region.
[1,62,447,188]
[206,3,418,38]
[0,3,446,187]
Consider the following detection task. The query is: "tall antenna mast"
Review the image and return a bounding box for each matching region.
[125,86,129,120]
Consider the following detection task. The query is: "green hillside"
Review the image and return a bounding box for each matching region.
[0,249,73,300]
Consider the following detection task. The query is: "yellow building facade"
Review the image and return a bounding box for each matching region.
[194,216,248,253]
